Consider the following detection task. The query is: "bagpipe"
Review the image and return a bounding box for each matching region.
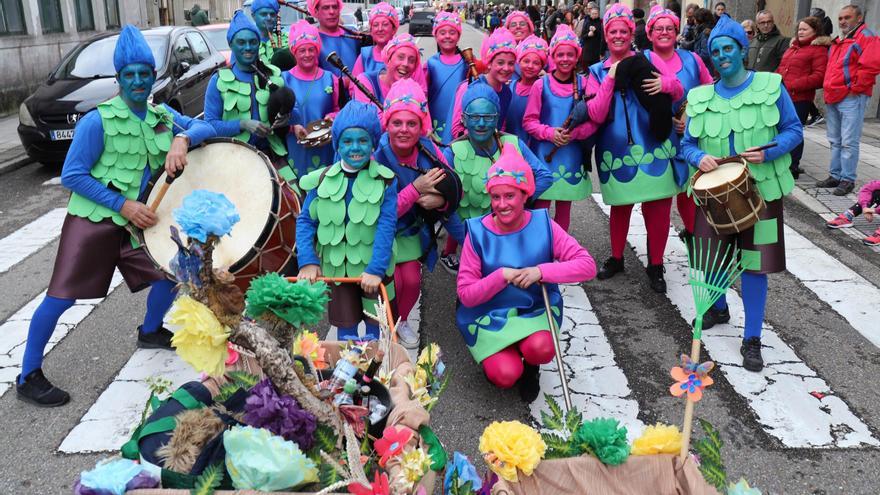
[544,76,592,163]
[610,53,673,145]
[251,58,297,142]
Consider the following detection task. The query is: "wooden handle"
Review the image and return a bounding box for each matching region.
[148,174,177,213]
[679,337,703,459]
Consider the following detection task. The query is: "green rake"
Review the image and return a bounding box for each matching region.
[679,237,745,459]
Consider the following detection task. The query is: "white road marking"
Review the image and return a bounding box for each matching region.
[530,284,645,440]
[593,194,878,448]
[42,176,62,186]
[0,272,124,397]
[0,208,66,273]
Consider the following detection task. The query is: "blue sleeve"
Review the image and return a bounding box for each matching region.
[365,178,399,276]
[518,137,553,199]
[443,211,467,245]
[164,105,216,145]
[295,190,321,267]
[60,111,126,212]
[202,73,242,137]
[680,117,706,167]
[763,88,803,161]
[443,147,456,169]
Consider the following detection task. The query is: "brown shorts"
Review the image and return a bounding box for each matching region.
[693,198,785,274]
[48,214,167,300]
[328,275,397,328]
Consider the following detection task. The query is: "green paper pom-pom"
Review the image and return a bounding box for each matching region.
[245,273,330,328]
[572,418,631,466]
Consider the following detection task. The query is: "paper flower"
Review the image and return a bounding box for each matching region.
[73,458,158,495]
[573,418,631,466]
[292,330,328,370]
[399,447,432,484]
[348,470,390,495]
[631,423,682,456]
[224,425,318,491]
[173,189,240,243]
[374,426,413,467]
[243,378,317,450]
[670,356,715,402]
[478,421,545,482]
[245,274,329,327]
[728,478,762,495]
[444,451,482,494]
[168,296,230,376]
[417,343,441,367]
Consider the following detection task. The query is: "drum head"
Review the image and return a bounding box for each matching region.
[693,161,747,190]
[143,141,275,274]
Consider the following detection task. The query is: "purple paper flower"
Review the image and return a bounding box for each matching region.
[244,378,317,450]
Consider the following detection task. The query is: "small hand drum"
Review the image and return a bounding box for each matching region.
[297,118,333,148]
[691,159,766,235]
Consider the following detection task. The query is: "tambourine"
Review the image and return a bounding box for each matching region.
[297,118,333,148]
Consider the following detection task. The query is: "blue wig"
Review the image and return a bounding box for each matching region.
[250,0,280,14]
[227,10,261,43]
[113,25,155,73]
[331,101,382,150]
[709,13,749,51]
[461,81,500,114]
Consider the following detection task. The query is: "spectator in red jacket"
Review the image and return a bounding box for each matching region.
[817,5,879,196]
[777,16,830,179]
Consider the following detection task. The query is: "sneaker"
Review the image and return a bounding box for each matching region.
[439,253,459,274]
[395,321,420,350]
[826,214,854,229]
[740,337,764,372]
[16,369,70,407]
[808,115,825,127]
[815,176,840,188]
[863,229,880,246]
[833,180,855,196]
[596,256,625,280]
[645,264,666,293]
[691,305,730,330]
[518,364,541,403]
[137,325,174,350]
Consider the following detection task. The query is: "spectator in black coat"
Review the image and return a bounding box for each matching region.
[633,8,649,50]
[580,5,604,69]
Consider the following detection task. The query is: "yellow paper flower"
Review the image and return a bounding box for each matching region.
[409,386,438,409]
[292,331,327,370]
[417,343,441,367]
[479,421,546,482]
[399,447,432,484]
[168,296,230,376]
[631,423,682,456]
[375,369,394,387]
[404,368,429,393]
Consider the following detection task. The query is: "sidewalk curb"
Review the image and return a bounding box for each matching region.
[0,151,33,177]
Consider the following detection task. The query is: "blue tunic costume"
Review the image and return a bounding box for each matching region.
[357,46,384,74]
[319,32,360,77]
[282,69,337,177]
[505,79,531,144]
[426,53,467,145]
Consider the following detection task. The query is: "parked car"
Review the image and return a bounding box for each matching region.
[17,26,225,167]
[198,23,231,65]
[409,9,435,37]
[341,12,363,33]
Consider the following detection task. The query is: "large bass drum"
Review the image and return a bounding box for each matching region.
[142,138,300,291]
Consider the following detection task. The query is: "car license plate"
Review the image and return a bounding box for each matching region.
[50,129,75,141]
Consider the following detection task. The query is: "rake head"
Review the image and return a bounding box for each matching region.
[685,237,745,340]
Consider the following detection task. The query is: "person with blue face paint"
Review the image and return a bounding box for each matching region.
[680,14,803,372]
[438,82,553,274]
[250,0,289,65]
[204,11,297,184]
[15,25,216,407]
[296,101,399,341]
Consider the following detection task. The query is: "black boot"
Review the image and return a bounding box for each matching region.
[677,228,693,246]
[16,369,70,407]
[597,256,625,280]
[137,325,174,350]
[691,305,730,329]
[518,364,541,403]
[740,337,764,372]
[645,264,666,293]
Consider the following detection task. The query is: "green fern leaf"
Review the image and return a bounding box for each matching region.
[545,394,565,423]
[698,463,728,491]
[318,458,342,487]
[314,424,338,453]
[227,371,260,389]
[564,409,583,437]
[213,383,242,403]
[541,432,574,459]
[540,410,565,432]
[190,463,224,495]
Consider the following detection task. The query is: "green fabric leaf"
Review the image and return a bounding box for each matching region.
[190,463,224,495]
[418,425,448,471]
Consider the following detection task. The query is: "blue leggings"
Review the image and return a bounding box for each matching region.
[714,272,768,340]
[19,279,176,383]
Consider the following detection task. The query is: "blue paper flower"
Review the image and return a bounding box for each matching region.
[728,479,762,495]
[444,451,482,494]
[173,190,240,243]
[73,458,158,495]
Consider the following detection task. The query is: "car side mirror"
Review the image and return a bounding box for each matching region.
[174,61,191,77]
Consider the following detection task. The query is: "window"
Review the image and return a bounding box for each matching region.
[186,32,211,62]
[39,0,64,33]
[172,35,196,72]
[74,0,94,31]
[104,0,119,28]
[0,0,27,35]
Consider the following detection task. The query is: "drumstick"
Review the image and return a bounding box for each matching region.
[149,173,179,213]
[716,142,778,165]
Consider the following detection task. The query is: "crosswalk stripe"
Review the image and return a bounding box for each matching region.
[0,272,124,398]
[593,194,878,448]
[530,284,645,440]
[0,207,66,273]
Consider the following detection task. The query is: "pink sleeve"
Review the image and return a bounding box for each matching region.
[456,234,509,307]
[522,79,555,142]
[397,183,420,218]
[858,180,880,208]
[451,82,467,139]
[660,74,684,102]
[693,52,714,85]
[536,220,597,283]
[586,71,615,124]
[352,56,365,77]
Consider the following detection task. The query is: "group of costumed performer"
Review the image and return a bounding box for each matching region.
[15,26,216,407]
[425,11,467,145]
[310,0,361,77]
[296,100,399,342]
[440,83,554,272]
[681,14,801,372]
[352,33,426,110]
[456,143,596,402]
[504,10,537,81]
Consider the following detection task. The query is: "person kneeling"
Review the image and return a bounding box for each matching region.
[455,144,596,402]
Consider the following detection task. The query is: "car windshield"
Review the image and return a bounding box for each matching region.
[412,11,434,21]
[54,35,168,79]
[201,28,229,51]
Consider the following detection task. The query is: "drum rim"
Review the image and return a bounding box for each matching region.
[691,159,749,193]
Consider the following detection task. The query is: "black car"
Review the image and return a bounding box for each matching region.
[18,26,226,166]
[409,9,436,37]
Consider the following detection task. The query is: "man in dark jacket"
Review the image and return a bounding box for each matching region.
[580,4,604,68]
[190,4,209,26]
[748,10,789,71]
[633,8,649,50]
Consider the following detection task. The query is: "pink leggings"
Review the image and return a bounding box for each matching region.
[482,330,556,389]
[533,200,572,232]
[610,197,673,265]
[394,260,421,321]
[675,192,696,234]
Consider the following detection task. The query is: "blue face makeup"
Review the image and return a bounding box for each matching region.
[117,63,156,108]
[464,98,500,145]
[253,8,278,37]
[231,30,260,67]
[710,36,745,82]
[339,127,373,170]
